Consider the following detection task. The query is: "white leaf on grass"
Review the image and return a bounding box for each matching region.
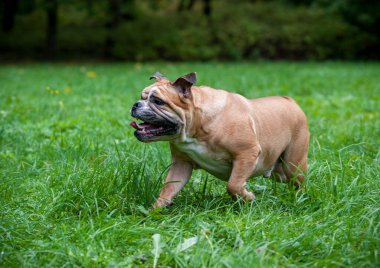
[175,236,198,253]
[152,233,162,268]
[234,234,244,248]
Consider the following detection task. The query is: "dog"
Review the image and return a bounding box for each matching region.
[130,72,309,208]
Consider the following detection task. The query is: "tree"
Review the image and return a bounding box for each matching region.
[177,0,212,16]
[203,0,211,17]
[2,0,19,33]
[104,0,135,58]
[46,0,58,58]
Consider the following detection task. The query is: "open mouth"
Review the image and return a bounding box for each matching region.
[130,120,177,141]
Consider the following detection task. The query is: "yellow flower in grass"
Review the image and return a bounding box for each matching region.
[86,71,97,78]
[63,86,72,94]
[46,86,60,94]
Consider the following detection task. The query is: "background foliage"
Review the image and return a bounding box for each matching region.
[1,0,379,61]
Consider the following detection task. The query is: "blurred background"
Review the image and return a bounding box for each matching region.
[1,0,379,61]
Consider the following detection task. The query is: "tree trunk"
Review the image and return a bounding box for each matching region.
[104,0,122,58]
[46,0,58,59]
[187,0,196,10]
[203,0,211,17]
[2,0,18,33]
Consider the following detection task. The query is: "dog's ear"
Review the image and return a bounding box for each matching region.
[149,72,168,82]
[172,72,197,98]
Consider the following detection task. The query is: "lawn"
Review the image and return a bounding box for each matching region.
[0,62,379,267]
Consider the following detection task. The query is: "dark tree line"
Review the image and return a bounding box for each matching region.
[0,0,379,60]
[0,0,215,59]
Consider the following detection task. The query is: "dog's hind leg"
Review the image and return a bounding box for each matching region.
[280,133,309,189]
[271,159,288,183]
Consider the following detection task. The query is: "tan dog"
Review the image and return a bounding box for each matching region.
[130,72,309,208]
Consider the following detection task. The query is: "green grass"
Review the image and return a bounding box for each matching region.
[0,62,379,267]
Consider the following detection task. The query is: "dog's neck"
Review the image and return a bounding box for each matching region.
[189,86,229,138]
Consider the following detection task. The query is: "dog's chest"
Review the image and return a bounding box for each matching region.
[173,138,231,180]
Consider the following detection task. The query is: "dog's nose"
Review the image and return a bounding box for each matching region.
[133,102,142,109]
[131,101,143,116]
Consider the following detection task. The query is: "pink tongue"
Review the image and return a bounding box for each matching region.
[130,121,143,130]
[130,121,154,130]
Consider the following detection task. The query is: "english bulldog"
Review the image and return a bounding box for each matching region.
[130,72,309,208]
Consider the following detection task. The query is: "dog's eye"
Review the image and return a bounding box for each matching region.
[151,97,165,106]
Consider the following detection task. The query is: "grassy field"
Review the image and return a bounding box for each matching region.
[0,62,379,267]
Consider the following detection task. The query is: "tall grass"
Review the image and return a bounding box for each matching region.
[0,62,379,267]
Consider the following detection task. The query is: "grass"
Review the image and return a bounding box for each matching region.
[0,62,379,267]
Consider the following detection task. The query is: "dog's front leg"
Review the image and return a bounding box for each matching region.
[227,149,260,201]
[152,160,193,209]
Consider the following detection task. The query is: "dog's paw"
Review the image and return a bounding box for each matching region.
[151,197,173,210]
[243,190,255,202]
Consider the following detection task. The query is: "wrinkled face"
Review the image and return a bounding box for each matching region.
[130,83,181,142]
[130,72,196,142]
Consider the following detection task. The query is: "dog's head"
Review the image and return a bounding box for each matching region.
[130,72,197,142]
